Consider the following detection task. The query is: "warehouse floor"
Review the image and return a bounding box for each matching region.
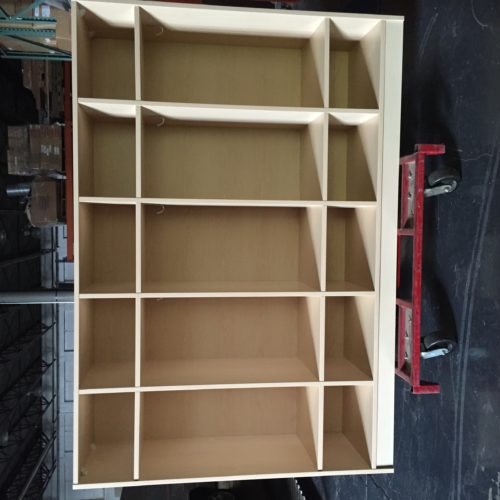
[1,0,499,499]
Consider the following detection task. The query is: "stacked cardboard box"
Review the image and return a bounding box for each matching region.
[7,125,62,176]
[29,177,63,226]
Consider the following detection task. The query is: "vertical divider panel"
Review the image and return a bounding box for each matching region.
[322,19,331,109]
[321,113,329,201]
[317,385,324,470]
[299,206,323,290]
[371,20,386,471]
[134,391,141,480]
[72,4,81,484]
[320,205,327,292]
[297,387,322,470]
[135,298,141,387]
[136,106,142,198]
[135,202,142,293]
[376,19,402,469]
[319,296,326,381]
[134,6,143,100]
[301,18,329,107]
[300,114,326,201]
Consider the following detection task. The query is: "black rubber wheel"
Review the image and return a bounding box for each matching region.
[0,431,8,447]
[427,167,461,193]
[422,330,458,354]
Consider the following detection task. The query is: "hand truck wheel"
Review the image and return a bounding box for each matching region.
[421,330,458,359]
[424,167,461,197]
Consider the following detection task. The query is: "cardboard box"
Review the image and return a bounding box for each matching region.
[29,177,62,227]
[7,126,31,175]
[40,125,62,171]
[8,125,62,175]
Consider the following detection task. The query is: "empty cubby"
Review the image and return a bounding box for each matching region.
[79,299,135,389]
[329,18,382,109]
[323,386,372,471]
[325,297,374,382]
[139,9,327,107]
[78,104,136,198]
[141,297,320,386]
[141,205,322,293]
[76,4,135,99]
[79,203,135,293]
[139,387,319,480]
[141,108,324,201]
[328,113,379,202]
[326,207,376,292]
[78,393,135,484]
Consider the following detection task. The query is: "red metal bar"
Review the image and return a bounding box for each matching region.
[395,144,446,394]
[396,298,412,309]
[410,149,426,388]
[63,62,73,262]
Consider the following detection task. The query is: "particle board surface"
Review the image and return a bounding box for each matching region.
[73,0,403,488]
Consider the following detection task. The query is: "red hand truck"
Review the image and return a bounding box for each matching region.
[395,144,460,394]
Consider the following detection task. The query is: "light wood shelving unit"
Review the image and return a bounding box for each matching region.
[72,0,403,488]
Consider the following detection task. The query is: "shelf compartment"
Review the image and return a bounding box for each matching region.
[329,18,382,109]
[325,297,373,382]
[139,387,320,480]
[141,297,320,386]
[78,393,134,484]
[76,3,135,99]
[326,207,376,292]
[141,205,322,293]
[79,299,135,389]
[328,112,379,202]
[139,9,327,107]
[79,204,135,293]
[323,386,372,471]
[141,107,324,201]
[78,103,136,198]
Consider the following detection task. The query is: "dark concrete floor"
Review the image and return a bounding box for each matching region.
[120,0,500,498]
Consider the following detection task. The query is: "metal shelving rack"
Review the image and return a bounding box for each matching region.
[0,0,71,61]
[0,305,57,499]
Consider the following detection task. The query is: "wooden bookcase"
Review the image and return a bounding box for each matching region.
[73,0,403,488]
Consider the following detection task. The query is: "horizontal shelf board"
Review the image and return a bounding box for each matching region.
[79,387,136,395]
[78,441,133,485]
[79,292,137,299]
[143,104,323,125]
[77,0,403,23]
[322,380,373,387]
[81,361,135,390]
[329,109,379,125]
[139,381,320,392]
[79,197,137,205]
[323,433,371,471]
[141,199,325,207]
[140,434,316,481]
[326,281,374,293]
[74,467,393,489]
[325,358,372,383]
[140,291,323,298]
[77,381,377,395]
[80,282,136,294]
[142,357,317,387]
[78,97,327,115]
[326,201,377,208]
[79,100,136,118]
[142,281,319,294]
